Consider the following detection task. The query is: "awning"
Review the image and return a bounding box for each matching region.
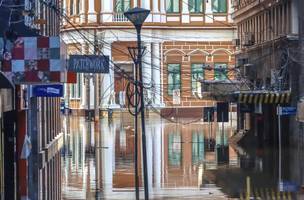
[238,91,291,104]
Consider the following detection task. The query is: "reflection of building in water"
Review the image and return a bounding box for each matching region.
[62,117,97,199]
[62,117,239,199]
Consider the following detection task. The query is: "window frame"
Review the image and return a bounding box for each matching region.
[189,0,204,13]
[191,63,204,94]
[212,0,227,13]
[214,63,228,81]
[167,63,181,96]
[166,0,180,13]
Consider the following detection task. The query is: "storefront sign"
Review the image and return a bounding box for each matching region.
[68,55,109,73]
[32,84,63,97]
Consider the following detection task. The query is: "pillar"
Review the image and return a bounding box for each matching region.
[153,123,162,189]
[152,43,161,106]
[100,43,117,108]
[142,42,152,105]
[160,0,166,23]
[87,0,96,22]
[79,0,86,23]
[152,0,160,22]
[101,0,113,22]
[182,0,190,23]
[205,0,213,23]
[141,0,152,22]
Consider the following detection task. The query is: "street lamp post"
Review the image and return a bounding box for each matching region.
[124,7,150,200]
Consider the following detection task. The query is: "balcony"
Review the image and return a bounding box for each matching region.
[112,13,129,22]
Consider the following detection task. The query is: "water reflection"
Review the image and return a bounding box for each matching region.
[61,115,239,199]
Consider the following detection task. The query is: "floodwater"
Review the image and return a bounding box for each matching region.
[60,114,303,199]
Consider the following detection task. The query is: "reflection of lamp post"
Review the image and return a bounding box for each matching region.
[124,7,150,200]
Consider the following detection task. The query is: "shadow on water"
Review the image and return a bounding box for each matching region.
[60,115,303,199]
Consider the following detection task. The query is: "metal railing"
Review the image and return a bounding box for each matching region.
[112,13,129,22]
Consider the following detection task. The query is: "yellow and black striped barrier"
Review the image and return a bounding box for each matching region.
[239,177,296,200]
[238,92,291,104]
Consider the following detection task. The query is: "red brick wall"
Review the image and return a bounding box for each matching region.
[163,41,235,107]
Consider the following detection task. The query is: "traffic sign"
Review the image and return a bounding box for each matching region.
[277,106,297,116]
[172,89,180,105]
[32,84,63,97]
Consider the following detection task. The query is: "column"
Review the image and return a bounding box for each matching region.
[152,43,161,106]
[142,0,152,22]
[160,0,166,23]
[79,0,86,23]
[146,126,153,191]
[142,42,152,105]
[101,119,113,195]
[100,43,118,109]
[152,0,160,22]
[153,123,162,189]
[133,0,138,7]
[80,44,87,108]
[227,0,233,23]
[205,0,213,23]
[87,0,96,22]
[101,0,113,23]
[182,0,190,23]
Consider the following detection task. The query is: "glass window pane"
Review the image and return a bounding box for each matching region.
[167,0,179,13]
[168,64,181,95]
[168,132,182,167]
[212,0,227,13]
[191,64,204,92]
[214,63,227,80]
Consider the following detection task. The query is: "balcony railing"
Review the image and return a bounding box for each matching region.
[112,13,129,22]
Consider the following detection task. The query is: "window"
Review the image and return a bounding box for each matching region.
[115,0,131,13]
[214,63,228,80]
[168,132,182,167]
[189,0,203,13]
[212,0,227,13]
[191,64,204,93]
[166,0,180,13]
[168,64,181,95]
[192,132,204,165]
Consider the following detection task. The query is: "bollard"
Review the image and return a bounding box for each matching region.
[246,176,250,200]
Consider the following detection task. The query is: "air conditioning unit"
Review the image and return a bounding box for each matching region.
[243,63,256,78]
[242,32,255,46]
[232,39,240,46]
[232,0,239,8]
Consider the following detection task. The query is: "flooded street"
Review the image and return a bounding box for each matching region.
[60,115,302,199]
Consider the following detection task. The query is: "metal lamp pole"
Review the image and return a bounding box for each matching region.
[124,7,150,200]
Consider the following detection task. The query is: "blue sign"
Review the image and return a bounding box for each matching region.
[279,181,299,192]
[32,84,63,97]
[277,106,297,116]
[68,55,109,73]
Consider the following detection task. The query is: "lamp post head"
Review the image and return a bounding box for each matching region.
[124,7,150,28]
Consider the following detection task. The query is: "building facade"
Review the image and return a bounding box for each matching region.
[232,0,304,192]
[61,0,236,117]
[0,0,64,199]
